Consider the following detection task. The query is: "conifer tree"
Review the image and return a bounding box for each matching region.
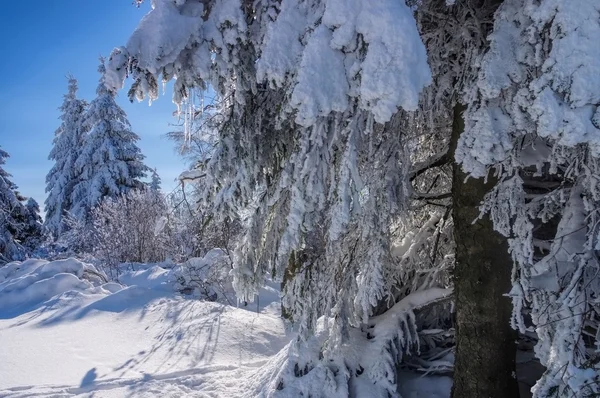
[150,168,161,191]
[45,76,88,238]
[109,0,600,396]
[457,0,600,395]
[0,147,25,264]
[20,198,43,253]
[71,59,149,223]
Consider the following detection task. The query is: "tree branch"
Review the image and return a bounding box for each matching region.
[409,151,450,181]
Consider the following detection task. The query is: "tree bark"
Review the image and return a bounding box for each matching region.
[450,104,520,398]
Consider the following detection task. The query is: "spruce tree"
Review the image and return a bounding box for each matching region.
[70,59,149,223]
[20,198,43,253]
[0,147,25,264]
[45,76,88,238]
[108,0,600,396]
[150,168,161,191]
[457,0,600,394]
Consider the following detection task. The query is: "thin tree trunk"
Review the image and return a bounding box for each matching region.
[281,250,300,321]
[450,104,519,398]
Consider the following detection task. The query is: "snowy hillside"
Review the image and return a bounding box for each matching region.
[0,258,290,397]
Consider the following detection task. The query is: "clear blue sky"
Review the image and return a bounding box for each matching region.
[0,0,186,211]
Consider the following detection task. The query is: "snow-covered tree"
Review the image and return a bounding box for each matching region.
[0,147,25,264]
[45,76,88,238]
[108,0,600,396]
[458,0,600,395]
[17,198,44,253]
[71,59,149,223]
[150,168,161,191]
[107,1,445,395]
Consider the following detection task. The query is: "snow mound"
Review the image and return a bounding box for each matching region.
[119,265,171,290]
[0,258,109,314]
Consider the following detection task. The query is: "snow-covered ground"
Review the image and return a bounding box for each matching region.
[0,258,455,397]
[0,258,290,397]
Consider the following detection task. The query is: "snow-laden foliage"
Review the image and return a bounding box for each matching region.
[0,148,43,264]
[109,0,429,309]
[459,0,600,395]
[171,248,234,302]
[161,182,241,265]
[45,76,88,238]
[16,198,43,254]
[247,288,452,398]
[106,0,456,395]
[70,59,149,223]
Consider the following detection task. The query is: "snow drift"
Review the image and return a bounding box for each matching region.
[0,258,112,315]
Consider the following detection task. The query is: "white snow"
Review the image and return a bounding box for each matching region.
[0,258,290,397]
[126,0,203,75]
[324,0,432,119]
[256,1,306,88]
[178,168,206,183]
[291,25,349,127]
[0,257,452,397]
[0,258,106,314]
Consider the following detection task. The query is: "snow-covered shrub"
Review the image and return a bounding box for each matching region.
[159,187,204,262]
[171,248,233,303]
[56,211,96,259]
[90,188,168,276]
[161,183,241,264]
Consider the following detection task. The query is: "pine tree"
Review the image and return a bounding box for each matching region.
[457,0,600,395]
[108,0,600,396]
[70,59,149,223]
[150,168,161,191]
[20,198,43,253]
[107,2,444,395]
[45,76,88,239]
[0,147,25,264]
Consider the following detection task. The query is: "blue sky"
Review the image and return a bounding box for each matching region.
[0,0,186,211]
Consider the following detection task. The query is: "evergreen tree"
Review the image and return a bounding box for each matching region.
[20,198,43,253]
[108,2,443,395]
[458,0,600,395]
[109,0,599,396]
[0,147,25,264]
[150,168,161,191]
[44,76,88,238]
[71,59,149,223]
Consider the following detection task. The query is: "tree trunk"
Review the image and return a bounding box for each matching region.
[281,250,300,321]
[450,104,519,398]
